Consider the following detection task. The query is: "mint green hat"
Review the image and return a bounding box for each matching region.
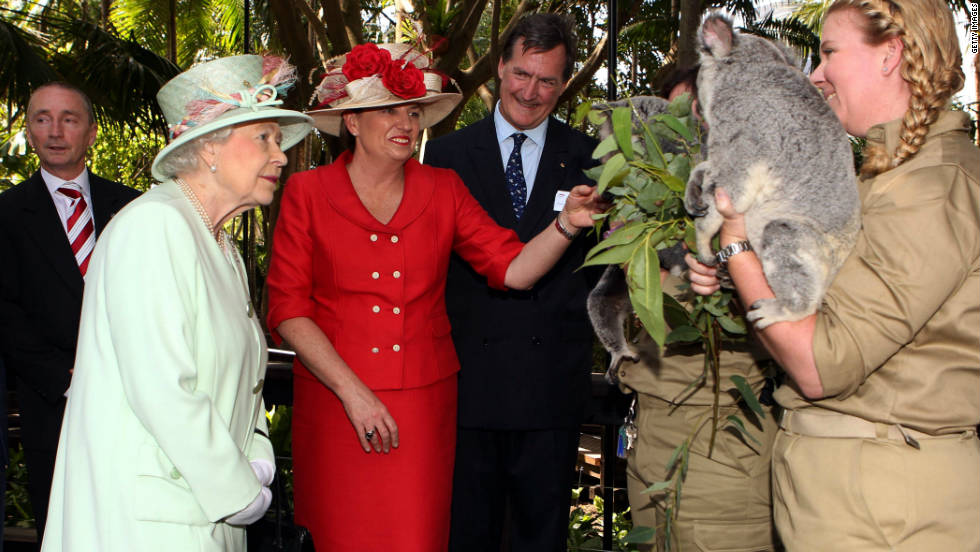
[151,54,313,181]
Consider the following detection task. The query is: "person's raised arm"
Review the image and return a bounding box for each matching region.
[504,184,606,289]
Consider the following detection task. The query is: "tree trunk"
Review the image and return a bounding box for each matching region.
[675,0,701,69]
[101,0,112,28]
[167,0,177,63]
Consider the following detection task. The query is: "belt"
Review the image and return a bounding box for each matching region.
[779,409,963,450]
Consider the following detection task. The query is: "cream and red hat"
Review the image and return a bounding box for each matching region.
[307,42,462,135]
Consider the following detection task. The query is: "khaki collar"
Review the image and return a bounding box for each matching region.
[865,110,971,158]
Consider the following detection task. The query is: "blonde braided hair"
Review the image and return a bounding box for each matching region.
[827,0,964,178]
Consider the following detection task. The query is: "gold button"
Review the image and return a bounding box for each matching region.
[252,379,264,394]
[392,344,401,352]
[370,234,378,242]
[372,305,381,313]
[390,235,399,243]
[371,272,380,279]
[393,271,401,279]
[371,347,380,354]
[393,307,401,315]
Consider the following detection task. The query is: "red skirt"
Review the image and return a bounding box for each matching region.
[292,372,457,551]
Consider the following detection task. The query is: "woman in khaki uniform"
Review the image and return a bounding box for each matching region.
[688,1,979,550]
[622,275,779,552]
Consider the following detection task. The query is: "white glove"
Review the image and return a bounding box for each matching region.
[250,459,276,487]
[224,486,272,526]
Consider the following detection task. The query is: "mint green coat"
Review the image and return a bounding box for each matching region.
[41,181,274,551]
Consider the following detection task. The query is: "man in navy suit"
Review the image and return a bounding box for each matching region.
[424,14,599,552]
[0,82,140,544]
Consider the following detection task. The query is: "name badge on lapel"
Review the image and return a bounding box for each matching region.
[553,190,569,212]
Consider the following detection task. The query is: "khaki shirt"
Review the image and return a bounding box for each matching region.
[620,273,771,405]
[776,111,980,435]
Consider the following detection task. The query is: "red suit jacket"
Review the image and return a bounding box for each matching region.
[266,151,524,390]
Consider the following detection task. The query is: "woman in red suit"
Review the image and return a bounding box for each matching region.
[265,42,604,551]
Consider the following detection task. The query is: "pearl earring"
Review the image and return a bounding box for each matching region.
[209,164,217,173]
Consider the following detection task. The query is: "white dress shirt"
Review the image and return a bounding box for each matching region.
[41,167,94,234]
[493,102,548,203]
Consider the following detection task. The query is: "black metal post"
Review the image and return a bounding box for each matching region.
[602,5,619,546]
[607,0,617,102]
[241,0,256,304]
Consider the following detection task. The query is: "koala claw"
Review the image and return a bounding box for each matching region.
[746,298,794,330]
[605,351,640,386]
[697,251,718,266]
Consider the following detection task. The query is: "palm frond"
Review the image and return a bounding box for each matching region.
[744,14,821,69]
[46,17,180,134]
[0,10,60,109]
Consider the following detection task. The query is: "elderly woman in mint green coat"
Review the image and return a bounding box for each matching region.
[41,55,312,552]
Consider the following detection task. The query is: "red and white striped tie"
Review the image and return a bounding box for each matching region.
[58,183,95,276]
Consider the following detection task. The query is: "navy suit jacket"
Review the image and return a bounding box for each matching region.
[0,170,140,405]
[424,115,600,429]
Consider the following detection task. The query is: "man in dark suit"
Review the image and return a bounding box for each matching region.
[0,82,140,543]
[423,14,599,552]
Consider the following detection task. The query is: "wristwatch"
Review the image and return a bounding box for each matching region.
[715,240,753,265]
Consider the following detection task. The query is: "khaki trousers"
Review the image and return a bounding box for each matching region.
[627,394,778,551]
[773,419,980,551]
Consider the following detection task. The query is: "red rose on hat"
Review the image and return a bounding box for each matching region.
[382,61,426,99]
[343,43,392,82]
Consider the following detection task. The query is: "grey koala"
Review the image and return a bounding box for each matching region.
[588,96,690,384]
[684,13,860,329]
[588,264,638,384]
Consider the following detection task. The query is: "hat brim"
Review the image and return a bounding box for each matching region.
[151,107,313,181]
[306,92,462,136]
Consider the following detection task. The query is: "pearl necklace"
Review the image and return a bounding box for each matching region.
[175,177,226,252]
[175,177,254,316]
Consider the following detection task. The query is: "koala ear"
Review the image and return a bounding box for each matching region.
[699,12,735,58]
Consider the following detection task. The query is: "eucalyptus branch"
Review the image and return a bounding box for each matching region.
[585,94,768,548]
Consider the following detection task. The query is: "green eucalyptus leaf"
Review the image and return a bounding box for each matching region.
[587,108,607,126]
[667,154,691,183]
[663,293,693,328]
[665,441,686,472]
[703,301,726,317]
[592,134,619,160]
[635,184,662,212]
[642,480,673,494]
[573,101,593,126]
[581,243,636,268]
[597,153,627,195]
[583,165,603,182]
[589,221,647,252]
[684,224,697,253]
[655,113,695,143]
[668,92,693,117]
[726,414,762,446]
[665,325,701,344]
[618,203,639,221]
[625,526,657,543]
[661,173,687,193]
[717,315,747,335]
[730,375,766,419]
[628,239,665,346]
[612,106,634,160]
